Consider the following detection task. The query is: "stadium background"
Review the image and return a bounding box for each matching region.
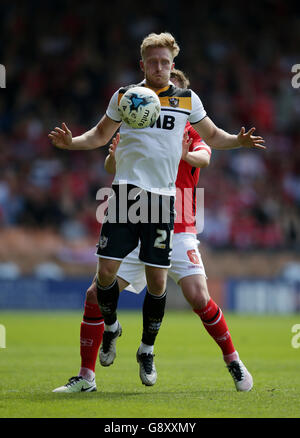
[0,0,300,313]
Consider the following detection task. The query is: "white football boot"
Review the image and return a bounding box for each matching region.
[227,360,253,392]
[136,350,157,386]
[99,322,122,367]
[52,376,96,393]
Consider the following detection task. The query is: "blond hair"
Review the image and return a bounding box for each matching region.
[170,68,190,88]
[140,32,180,61]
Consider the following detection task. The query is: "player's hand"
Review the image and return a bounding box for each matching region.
[181,131,193,160]
[48,122,72,149]
[108,132,120,158]
[237,127,266,150]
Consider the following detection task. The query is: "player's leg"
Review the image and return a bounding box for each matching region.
[96,256,122,324]
[98,248,146,367]
[180,274,253,391]
[95,185,140,366]
[137,192,174,386]
[170,233,253,391]
[179,274,237,359]
[52,280,103,393]
[82,274,131,373]
[139,190,174,353]
[95,257,129,367]
[52,275,130,393]
[170,233,236,358]
[134,265,168,386]
[142,264,168,352]
[79,280,104,384]
[52,279,101,393]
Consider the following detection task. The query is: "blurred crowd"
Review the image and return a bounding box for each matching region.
[0,0,300,254]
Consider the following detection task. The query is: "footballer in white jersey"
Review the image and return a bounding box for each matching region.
[97,79,207,267]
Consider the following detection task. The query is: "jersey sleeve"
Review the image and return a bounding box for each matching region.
[188,90,207,125]
[187,124,212,155]
[106,90,122,123]
[194,142,212,155]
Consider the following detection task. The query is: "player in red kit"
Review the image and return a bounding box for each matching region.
[53,69,253,393]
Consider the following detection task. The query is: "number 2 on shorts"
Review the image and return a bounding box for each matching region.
[154,229,173,249]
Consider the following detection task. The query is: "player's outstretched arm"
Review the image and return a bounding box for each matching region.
[181,131,210,168]
[49,115,121,150]
[104,133,120,174]
[48,122,73,149]
[193,117,266,151]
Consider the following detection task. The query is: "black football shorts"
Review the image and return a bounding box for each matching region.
[96,184,175,268]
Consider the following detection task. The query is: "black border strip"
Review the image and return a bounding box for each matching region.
[160,108,191,115]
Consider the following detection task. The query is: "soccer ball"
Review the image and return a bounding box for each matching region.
[118,86,161,129]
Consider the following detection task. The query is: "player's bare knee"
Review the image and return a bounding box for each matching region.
[147,277,167,295]
[147,283,166,296]
[194,292,210,310]
[97,259,120,286]
[145,277,165,295]
[180,275,210,309]
[145,266,168,295]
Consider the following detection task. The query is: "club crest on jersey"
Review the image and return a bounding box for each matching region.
[99,236,108,249]
[169,98,179,108]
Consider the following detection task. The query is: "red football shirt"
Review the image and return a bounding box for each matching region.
[174,122,211,234]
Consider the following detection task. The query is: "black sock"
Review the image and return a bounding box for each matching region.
[96,277,120,326]
[142,289,167,346]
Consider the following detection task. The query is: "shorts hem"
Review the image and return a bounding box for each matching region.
[176,271,207,284]
[141,260,172,269]
[94,254,124,261]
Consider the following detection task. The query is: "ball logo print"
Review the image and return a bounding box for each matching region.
[118,86,160,129]
[130,95,146,111]
[0,64,6,88]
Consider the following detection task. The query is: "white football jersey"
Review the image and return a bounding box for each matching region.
[106,81,207,196]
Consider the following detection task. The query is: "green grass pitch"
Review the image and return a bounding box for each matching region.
[0,310,299,418]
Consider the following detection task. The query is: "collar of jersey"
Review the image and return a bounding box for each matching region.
[140,79,173,96]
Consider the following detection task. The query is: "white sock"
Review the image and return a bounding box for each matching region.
[138,342,154,355]
[105,320,119,332]
[79,367,95,382]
